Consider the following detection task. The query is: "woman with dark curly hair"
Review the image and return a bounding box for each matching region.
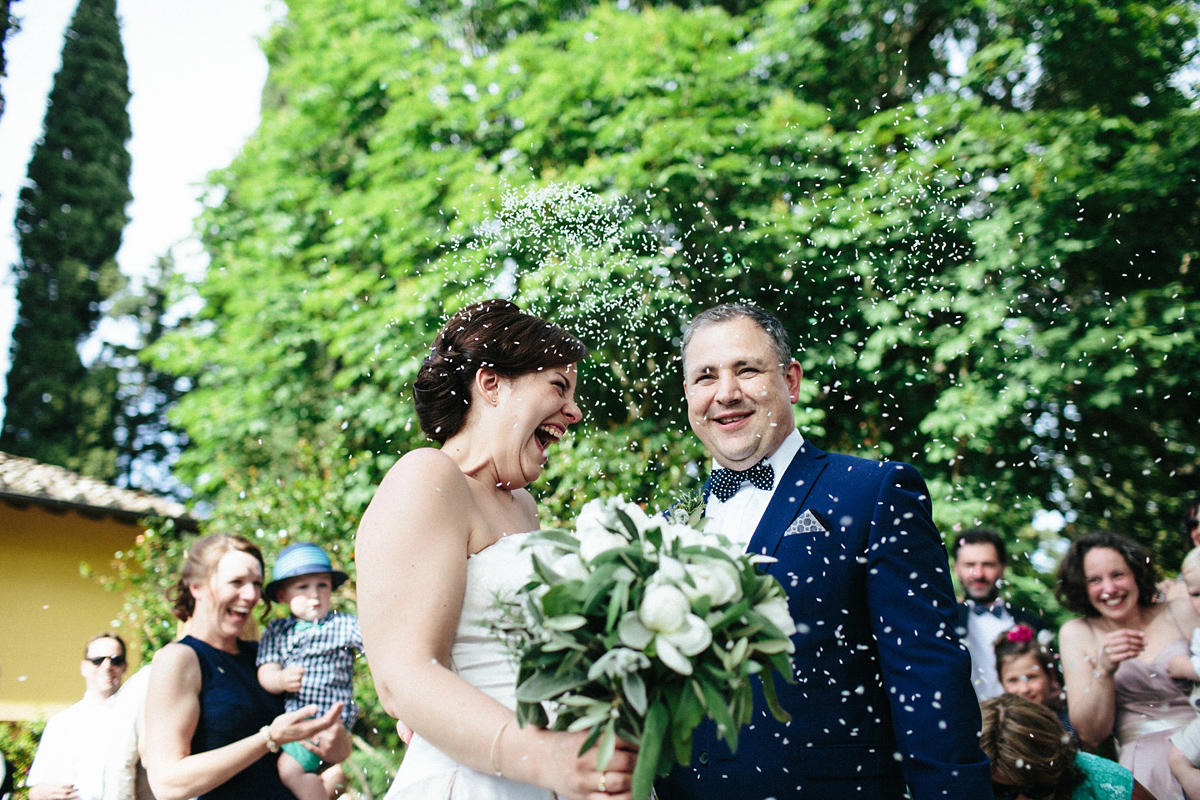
[1057,532,1200,800]
[980,693,1154,800]
[357,300,638,800]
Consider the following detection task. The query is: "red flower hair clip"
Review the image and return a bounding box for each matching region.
[1006,624,1034,643]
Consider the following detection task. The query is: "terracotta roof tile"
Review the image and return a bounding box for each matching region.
[0,450,193,524]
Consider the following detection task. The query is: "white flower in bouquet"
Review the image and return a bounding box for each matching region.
[493,496,796,800]
[551,552,590,583]
[638,583,690,634]
[755,596,799,648]
[679,558,742,607]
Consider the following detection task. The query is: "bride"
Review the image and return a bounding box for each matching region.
[357,299,636,800]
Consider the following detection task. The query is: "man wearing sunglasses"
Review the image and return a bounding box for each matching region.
[27,633,131,800]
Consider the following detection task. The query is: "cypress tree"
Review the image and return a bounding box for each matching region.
[1,1,18,119]
[1,0,131,479]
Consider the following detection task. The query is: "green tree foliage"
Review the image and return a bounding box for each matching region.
[132,0,1199,770]
[101,254,191,496]
[0,0,19,120]
[0,0,131,480]
[0,718,42,799]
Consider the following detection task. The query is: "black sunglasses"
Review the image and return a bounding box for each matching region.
[1188,517,1199,531]
[86,654,126,667]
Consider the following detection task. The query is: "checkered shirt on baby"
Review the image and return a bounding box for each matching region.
[257,611,362,728]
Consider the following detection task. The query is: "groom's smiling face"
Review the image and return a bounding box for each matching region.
[683,316,802,471]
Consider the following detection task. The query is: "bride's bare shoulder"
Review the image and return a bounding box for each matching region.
[383,448,466,486]
[362,448,473,520]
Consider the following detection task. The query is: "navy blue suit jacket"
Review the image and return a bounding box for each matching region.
[657,441,992,799]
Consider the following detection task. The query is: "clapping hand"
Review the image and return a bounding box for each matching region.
[1099,628,1145,673]
[266,702,345,748]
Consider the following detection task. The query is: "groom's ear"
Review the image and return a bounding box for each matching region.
[785,361,803,404]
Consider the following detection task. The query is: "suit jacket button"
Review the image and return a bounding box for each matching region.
[698,751,709,765]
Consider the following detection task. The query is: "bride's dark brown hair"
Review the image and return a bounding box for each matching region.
[413,299,587,444]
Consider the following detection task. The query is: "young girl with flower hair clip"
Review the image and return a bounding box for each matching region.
[994,623,1075,738]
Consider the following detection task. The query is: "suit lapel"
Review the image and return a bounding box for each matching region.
[746,440,827,561]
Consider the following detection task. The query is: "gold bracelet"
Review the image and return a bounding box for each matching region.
[489,715,513,777]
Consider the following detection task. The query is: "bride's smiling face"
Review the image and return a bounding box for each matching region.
[488,364,582,487]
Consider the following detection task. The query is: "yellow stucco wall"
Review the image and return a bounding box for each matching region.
[0,502,145,721]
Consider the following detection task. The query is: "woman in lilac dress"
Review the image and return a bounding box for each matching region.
[1058,532,1200,800]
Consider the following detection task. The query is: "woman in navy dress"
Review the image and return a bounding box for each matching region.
[143,534,351,800]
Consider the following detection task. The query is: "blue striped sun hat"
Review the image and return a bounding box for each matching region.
[264,542,349,601]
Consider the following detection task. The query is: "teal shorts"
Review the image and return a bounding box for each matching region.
[281,740,322,773]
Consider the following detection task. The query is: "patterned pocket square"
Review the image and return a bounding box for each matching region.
[785,508,828,536]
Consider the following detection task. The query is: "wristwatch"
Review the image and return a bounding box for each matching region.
[260,725,280,753]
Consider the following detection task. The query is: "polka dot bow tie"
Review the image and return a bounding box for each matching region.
[709,460,775,502]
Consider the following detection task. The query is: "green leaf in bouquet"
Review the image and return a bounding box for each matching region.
[623,671,648,716]
[606,578,629,633]
[701,679,738,751]
[530,553,570,591]
[532,528,580,551]
[669,688,704,766]
[596,718,617,771]
[729,637,749,667]
[688,593,712,619]
[544,613,588,631]
[761,669,792,724]
[749,637,792,655]
[678,544,734,561]
[672,681,705,738]
[642,521,663,550]
[632,700,668,800]
[766,650,795,681]
[728,683,751,729]
[542,632,588,652]
[516,699,549,729]
[516,671,588,703]
[671,725,695,773]
[581,561,619,609]
[613,506,641,539]
[743,608,790,641]
[542,584,584,617]
[706,597,752,634]
[570,705,612,741]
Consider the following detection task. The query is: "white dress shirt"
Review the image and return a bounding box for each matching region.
[703,430,804,550]
[963,599,1014,701]
[27,691,126,800]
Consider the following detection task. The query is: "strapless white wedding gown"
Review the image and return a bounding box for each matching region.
[385,532,557,800]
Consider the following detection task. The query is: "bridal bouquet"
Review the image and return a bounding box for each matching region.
[493,497,796,800]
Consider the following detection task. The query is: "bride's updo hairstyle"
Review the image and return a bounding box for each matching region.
[414,299,587,444]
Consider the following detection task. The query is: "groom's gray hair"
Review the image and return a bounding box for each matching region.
[681,302,793,372]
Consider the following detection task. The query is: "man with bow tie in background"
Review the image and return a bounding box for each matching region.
[657,303,991,800]
[953,528,1049,700]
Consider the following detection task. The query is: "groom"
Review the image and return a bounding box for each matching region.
[657,303,992,799]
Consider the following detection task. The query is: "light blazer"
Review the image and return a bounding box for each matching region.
[658,440,992,799]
